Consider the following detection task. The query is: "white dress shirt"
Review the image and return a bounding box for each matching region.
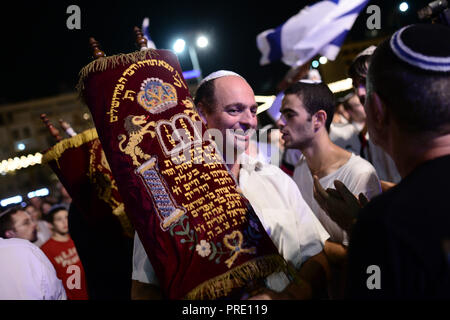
[132,154,330,291]
[0,237,67,300]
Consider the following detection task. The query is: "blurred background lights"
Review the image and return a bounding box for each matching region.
[173,39,186,53]
[0,153,42,174]
[27,188,50,199]
[399,2,409,12]
[1,195,23,207]
[196,36,209,48]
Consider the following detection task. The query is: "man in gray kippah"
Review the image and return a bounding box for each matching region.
[347,45,401,188]
[315,23,450,299]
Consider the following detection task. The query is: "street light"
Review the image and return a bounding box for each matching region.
[399,2,409,12]
[319,56,328,64]
[196,36,208,48]
[172,35,209,82]
[173,39,186,53]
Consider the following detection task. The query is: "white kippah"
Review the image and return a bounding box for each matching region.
[298,79,322,84]
[198,70,245,87]
[390,25,450,72]
[307,69,322,82]
[354,45,377,60]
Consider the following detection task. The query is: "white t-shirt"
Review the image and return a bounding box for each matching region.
[0,237,67,300]
[32,220,52,248]
[329,123,362,155]
[283,149,303,168]
[132,154,330,291]
[329,122,401,184]
[293,153,381,246]
[363,140,401,183]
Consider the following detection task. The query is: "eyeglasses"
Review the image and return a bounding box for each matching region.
[15,217,34,229]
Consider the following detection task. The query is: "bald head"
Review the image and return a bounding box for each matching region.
[212,76,255,113]
[194,72,254,115]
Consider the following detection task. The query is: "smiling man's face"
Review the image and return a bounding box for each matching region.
[203,76,258,154]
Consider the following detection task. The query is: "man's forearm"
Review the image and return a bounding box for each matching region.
[294,251,331,299]
[257,251,331,300]
[324,240,348,266]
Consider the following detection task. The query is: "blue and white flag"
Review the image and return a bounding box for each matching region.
[256,0,369,67]
[142,17,156,49]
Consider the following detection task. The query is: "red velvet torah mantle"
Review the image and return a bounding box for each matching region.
[41,129,134,238]
[78,49,286,299]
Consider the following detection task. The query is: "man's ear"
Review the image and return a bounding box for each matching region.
[195,102,208,125]
[4,230,16,239]
[314,110,327,131]
[369,92,389,129]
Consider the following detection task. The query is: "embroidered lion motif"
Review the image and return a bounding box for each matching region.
[118,115,156,166]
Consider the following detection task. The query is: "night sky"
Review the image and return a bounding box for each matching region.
[0,0,430,105]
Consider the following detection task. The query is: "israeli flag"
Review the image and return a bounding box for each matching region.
[142,17,157,49]
[257,0,369,67]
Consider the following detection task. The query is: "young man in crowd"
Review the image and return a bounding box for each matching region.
[348,46,401,188]
[24,203,52,247]
[277,81,381,297]
[329,92,366,155]
[40,205,89,300]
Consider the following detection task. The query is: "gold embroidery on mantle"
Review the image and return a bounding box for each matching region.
[118,115,156,166]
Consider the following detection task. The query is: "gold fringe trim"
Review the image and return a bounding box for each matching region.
[184,254,287,300]
[76,48,159,94]
[42,129,135,238]
[42,128,98,164]
[112,203,135,238]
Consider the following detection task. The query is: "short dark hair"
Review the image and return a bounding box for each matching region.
[284,82,336,132]
[367,29,450,135]
[0,206,22,238]
[194,80,216,114]
[44,205,67,224]
[349,54,372,84]
[40,198,55,214]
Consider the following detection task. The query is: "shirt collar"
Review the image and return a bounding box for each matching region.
[239,153,265,173]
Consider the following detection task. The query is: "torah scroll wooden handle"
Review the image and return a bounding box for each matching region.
[134,26,148,50]
[89,37,106,59]
[59,119,77,137]
[40,113,62,142]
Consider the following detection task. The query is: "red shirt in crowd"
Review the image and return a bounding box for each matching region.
[40,236,88,300]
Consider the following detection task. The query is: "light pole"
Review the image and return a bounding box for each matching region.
[188,45,202,82]
[173,35,209,83]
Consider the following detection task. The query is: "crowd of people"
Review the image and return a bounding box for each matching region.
[0,186,88,299]
[0,23,449,300]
